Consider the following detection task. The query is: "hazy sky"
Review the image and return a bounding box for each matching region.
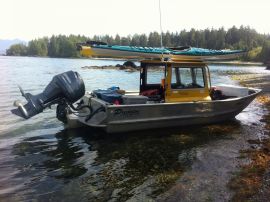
[1,0,269,40]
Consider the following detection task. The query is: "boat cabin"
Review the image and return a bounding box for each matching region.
[91,60,212,105]
[139,60,211,103]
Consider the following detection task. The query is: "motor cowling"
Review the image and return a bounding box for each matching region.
[11,71,85,119]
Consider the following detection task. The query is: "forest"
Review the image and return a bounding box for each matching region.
[6,26,270,63]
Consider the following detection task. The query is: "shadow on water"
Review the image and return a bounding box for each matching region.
[3,120,243,201]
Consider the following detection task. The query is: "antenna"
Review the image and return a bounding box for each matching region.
[158,0,163,48]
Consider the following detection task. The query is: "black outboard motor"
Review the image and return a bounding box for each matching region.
[11,71,85,119]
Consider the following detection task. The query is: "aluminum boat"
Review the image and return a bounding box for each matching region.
[11,59,261,133]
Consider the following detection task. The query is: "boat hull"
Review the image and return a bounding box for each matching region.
[73,88,260,133]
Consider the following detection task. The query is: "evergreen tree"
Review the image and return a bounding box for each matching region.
[148,32,160,47]
[120,36,131,46]
[114,34,121,45]
[139,34,148,47]
[259,40,270,63]
[27,39,47,56]
[48,35,59,57]
[163,32,172,47]
[130,34,140,46]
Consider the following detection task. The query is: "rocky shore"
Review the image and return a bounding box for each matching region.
[156,72,270,202]
[228,73,270,201]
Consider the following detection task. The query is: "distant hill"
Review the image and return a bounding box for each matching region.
[0,39,27,55]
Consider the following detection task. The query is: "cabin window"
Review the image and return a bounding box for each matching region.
[146,65,165,84]
[140,63,166,100]
[171,67,205,89]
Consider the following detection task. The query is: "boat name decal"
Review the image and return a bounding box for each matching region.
[113,109,139,117]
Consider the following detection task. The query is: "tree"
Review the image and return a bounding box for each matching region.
[148,32,160,47]
[120,36,131,46]
[103,35,114,45]
[139,34,148,46]
[6,43,28,56]
[163,32,172,47]
[114,34,121,45]
[57,36,77,58]
[130,34,140,46]
[179,30,188,46]
[27,38,48,56]
[189,28,197,46]
[48,35,59,57]
[259,40,270,63]
[215,28,226,49]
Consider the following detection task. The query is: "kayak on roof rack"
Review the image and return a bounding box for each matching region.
[77,41,246,61]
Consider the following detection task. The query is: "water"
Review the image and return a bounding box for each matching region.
[0,56,268,201]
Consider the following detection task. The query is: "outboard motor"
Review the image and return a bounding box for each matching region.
[11,71,85,119]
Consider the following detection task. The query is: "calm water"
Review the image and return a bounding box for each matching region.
[0,56,268,201]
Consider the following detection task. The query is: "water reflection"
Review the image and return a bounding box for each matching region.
[12,132,89,179]
[5,121,240,201]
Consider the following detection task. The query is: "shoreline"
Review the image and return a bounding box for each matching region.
[157,72,270,201]
[228,73,270,201]
[0,55,266,66]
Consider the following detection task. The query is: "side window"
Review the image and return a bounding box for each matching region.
[193,68,205,87]
[146,65,165,84]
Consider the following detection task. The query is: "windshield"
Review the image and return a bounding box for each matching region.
[171,66,205,89]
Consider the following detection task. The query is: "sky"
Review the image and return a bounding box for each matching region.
[1,0,270,41]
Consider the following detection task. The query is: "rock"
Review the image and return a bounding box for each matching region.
[81,62,139,71]
[123,61,137,69]
[118,65,126,70]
